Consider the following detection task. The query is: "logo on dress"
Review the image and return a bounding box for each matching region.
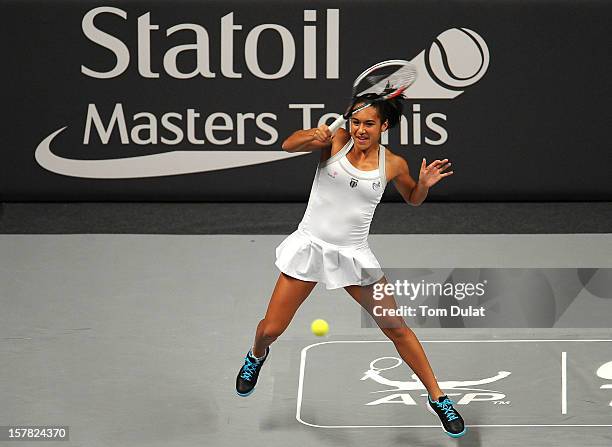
[349,177,359,188]
[372,181,381,191]
[327,170,338,179]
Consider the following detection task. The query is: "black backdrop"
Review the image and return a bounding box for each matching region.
[1,1,610,201]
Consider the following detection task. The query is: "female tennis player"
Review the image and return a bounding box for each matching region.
[235,97,466,438]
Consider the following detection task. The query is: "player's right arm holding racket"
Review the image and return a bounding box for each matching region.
[281,124,348,153]
[281,124,350,165]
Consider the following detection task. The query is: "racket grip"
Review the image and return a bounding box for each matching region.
[328,115,346,134]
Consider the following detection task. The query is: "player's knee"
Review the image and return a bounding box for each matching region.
[383,326,410,342]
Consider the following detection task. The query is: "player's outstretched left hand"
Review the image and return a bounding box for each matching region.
[418,158,454,188]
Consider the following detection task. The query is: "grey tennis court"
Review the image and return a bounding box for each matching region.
[3,0,611,445]
[1,203,611,447]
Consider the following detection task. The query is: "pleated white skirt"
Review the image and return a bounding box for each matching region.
[275,229,384,290]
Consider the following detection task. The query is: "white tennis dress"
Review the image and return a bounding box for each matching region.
[275,138,387,289]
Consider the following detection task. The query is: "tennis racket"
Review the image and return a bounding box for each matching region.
[328,59,417,134]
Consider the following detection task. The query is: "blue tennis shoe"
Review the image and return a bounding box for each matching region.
[427,394,467,438]
[236,347,269,397]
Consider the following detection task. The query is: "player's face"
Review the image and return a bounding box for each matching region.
[350,105,388,151]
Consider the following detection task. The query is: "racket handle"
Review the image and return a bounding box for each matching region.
[328,115,346,134]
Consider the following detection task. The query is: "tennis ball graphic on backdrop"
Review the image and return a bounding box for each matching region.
[404,27,490,100]
[427,28,490,89]
[310,319,329,337]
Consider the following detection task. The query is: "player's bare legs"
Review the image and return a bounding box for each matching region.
[237,273,315,396]
[345,277,466,437]
[252,273,316,356]
[344,278,444,399]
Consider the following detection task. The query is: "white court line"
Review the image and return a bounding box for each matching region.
[297,424,612,428]
[299,339,612,345]
[296,339,612,429]
[562,351,567,415]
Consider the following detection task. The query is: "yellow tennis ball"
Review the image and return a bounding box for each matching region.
[311,319,329,337]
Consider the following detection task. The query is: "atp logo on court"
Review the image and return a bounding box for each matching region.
[361,356,511,406]
[297,340,612,428]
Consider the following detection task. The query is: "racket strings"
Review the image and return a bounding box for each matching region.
[332,60,417,128]
[355,64,417,99]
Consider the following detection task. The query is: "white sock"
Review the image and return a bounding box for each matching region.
[250,348,267,360]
